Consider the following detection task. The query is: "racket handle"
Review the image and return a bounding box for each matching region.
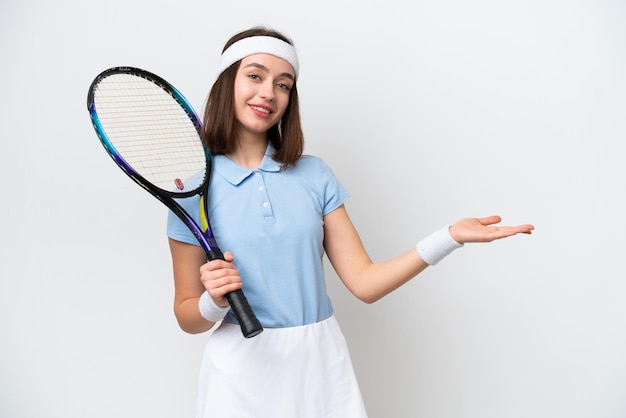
[225,289,264,338]
[205,249,263,338]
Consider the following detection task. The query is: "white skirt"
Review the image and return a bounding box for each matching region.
[196,316,368,418]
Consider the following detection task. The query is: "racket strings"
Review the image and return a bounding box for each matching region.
[93,73,206,191]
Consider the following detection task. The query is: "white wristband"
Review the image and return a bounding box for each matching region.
[198,291,230,322]
[416,225,464,266]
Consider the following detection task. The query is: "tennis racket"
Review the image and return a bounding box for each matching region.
[86,66,263,338]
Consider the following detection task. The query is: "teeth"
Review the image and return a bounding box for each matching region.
[250,105,270,114]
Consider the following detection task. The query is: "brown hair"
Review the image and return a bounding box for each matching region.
[202,27,304,167]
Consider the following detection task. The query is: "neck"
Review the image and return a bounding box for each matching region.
[227,135,268,169]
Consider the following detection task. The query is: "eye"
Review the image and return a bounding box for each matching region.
[248,73,261,80]
[277,82,292,91]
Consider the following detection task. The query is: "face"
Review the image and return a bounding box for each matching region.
[233,53,295,138]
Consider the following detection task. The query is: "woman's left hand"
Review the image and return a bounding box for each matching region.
[449,215,534,244]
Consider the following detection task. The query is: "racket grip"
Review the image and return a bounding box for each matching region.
[205,248,263,338]
[225,289,264,338]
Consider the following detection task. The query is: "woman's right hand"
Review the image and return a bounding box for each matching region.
[199,251,243,307]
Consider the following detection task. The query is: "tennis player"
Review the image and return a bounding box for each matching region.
[167,26,534,418]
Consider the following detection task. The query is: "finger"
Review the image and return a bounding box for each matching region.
[489,225,534,239]
[499,224,534,234]
[515,224,535,234]
[208,281,243,300]
[202,258,234,271]
[200,264,240,281]
[201,271,242,293]
[478,215,502,226]
[222,251,235,262]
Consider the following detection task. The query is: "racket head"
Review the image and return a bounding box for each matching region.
[87,66,220,251]
[87,66,209,198]
[87,67,264,338]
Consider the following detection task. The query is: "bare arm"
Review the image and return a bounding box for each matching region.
[323,206,534,304]
[168,238,242,334]
[323,206,428,303]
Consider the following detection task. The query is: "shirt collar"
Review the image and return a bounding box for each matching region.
[213,143,281,186]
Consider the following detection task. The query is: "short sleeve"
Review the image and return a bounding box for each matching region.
[166,194,202,245]
[316,158,350,216]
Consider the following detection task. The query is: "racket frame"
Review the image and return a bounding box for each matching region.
[87,66,263,338]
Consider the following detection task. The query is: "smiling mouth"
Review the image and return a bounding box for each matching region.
[250,105,271,114]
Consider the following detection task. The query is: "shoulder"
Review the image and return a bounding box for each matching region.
[295,154,324,165]
[291,154,334,174]
[282,155,341,185]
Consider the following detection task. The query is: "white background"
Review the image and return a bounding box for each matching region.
[2,0,625,417]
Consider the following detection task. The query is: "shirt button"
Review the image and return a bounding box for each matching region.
[262,202,269,208]
[258,186,264,191]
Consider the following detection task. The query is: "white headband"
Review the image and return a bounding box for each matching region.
[216,36,299,79]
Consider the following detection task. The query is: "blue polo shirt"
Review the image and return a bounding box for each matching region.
[166,145,350,328]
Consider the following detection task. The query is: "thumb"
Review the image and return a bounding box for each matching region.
[478,215,502,226]
[222,251,235,262]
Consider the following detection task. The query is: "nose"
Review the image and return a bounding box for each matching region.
[258,80,275,100]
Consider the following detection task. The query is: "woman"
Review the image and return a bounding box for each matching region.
[167,26,534,418]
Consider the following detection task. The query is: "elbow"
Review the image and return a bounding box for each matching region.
[177,320,204,335]
[174,306,215,335]
[351,288,383,305]
[176,317,216,335]
[360,295,382,305]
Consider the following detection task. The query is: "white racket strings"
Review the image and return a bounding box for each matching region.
[94,74,205,191]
